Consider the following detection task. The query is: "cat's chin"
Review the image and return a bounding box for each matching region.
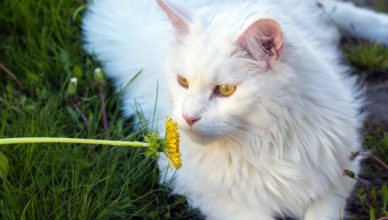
[182,129,219,145]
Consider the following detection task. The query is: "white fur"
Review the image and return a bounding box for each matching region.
[321,0,388,45]
[83,0,387,219]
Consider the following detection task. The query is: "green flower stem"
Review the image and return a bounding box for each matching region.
[0,138,150,147]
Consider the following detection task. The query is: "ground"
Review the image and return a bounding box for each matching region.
[0,0,387,219]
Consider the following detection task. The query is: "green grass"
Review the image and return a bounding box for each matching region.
[342,40,388,78]
[0,0,194,219]
[374,0,388,13]
[344,128,388,220]
[0,0,387,219]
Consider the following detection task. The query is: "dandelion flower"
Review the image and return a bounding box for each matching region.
[143,116,182,170]
[163,117,182,170]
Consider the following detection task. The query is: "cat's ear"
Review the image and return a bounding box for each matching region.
[157,0,191,38]
[237,19,284,62]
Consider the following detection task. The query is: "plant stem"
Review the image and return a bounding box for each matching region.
[0,137,150,147]
[71,102,90,130]
[99,86,108,132]
[355,177,373,206]
[0,63,25,91]
[359,152,388,171]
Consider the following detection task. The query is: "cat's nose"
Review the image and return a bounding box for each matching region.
[183,114,201,126]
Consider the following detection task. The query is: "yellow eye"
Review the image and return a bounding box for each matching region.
[215,84,236,97]
[178,75,189,88]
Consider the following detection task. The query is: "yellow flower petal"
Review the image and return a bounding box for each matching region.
[163,117,182,170]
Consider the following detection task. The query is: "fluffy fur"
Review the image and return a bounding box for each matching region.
[83,1,388,219]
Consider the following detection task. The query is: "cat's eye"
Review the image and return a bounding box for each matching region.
[178,75,189,88]
[215,84,236,97]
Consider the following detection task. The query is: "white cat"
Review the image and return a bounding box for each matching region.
[83,1,388,219]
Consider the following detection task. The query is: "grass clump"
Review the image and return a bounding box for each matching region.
[359,131,388,219]
[343,40,388,78]
[345,129,388,220]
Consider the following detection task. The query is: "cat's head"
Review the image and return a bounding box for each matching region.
[158,0,293,144]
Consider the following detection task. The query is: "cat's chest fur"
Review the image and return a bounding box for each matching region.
[167,131,344,218]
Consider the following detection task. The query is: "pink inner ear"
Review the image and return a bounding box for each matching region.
[237,19,284,62]
[157,0,190,36]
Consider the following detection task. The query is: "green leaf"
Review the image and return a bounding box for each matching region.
[66,106,83,129]
[371,187,377,204]
[6,84,13,100]
[26,71,40,83]
[40,88,49,99]
[24,104,36,112]
[72,4,89,21]
[73,65,83,79]
[20,95,27,106]
[370,207,376,220]
[0,152,9,180]
[163,212,171,219]
[60,49,71,74]
[116,118,124,134]
[382,184,388,210]
[148,210,159,218]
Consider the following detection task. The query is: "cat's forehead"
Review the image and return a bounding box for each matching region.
[169,5,265,84]
[175,40,239,85]
[174,23,241,83]
[188,13,239,55]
